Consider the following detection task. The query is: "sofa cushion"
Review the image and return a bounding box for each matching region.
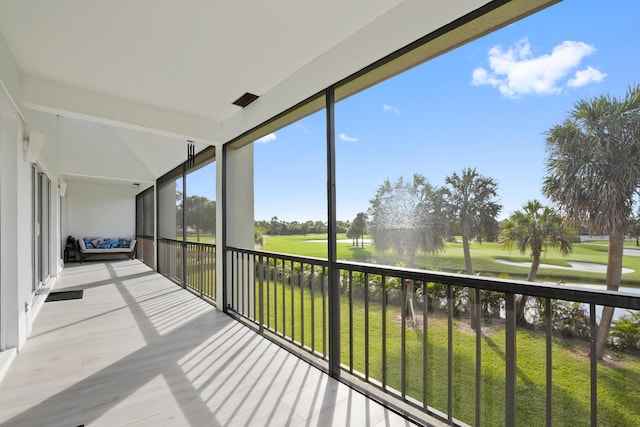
[79,236,135,253]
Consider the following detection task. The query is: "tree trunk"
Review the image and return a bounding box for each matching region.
[595,225,625,360]
[405,279,415,324]
[516,251,541,324]
[403,249,417,322]
[462,235,473,275]
[462,234,478,329]
[516,253,540,325]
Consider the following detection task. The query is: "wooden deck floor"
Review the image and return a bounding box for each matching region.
[0,261,416,427]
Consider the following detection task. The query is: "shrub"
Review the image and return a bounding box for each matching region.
[611,310,640,351]
[548,300,591,339]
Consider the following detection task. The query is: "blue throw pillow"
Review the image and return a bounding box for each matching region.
[83,239,94,249]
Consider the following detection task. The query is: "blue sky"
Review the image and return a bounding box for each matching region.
[252,0,640,222]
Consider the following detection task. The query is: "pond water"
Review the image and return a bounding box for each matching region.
[542,282,640,321]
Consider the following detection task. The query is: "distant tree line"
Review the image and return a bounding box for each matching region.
[255,216,350,237]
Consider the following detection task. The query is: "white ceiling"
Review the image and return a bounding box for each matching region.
[0,0,404,122]
[0,0,555,184]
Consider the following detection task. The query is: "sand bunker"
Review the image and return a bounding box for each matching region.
[495,259,634,274]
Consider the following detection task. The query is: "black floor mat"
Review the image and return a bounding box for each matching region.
[45,290,84,302]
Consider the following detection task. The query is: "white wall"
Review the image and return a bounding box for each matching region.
[0,103,36,351]
[66,180,135,239]
[221,143,254,309]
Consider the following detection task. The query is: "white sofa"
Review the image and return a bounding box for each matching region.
[77,237,137,261]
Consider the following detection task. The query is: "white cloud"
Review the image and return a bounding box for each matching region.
[568,66,607,88]
[296,123,309,133]
[383,104,400,114]
[339,133,358,142]
[255,133,276,143]
[471,38,605,98]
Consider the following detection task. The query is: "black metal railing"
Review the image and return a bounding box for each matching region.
[226,248,330,359]
[225,246,640,427]
[159,238,216,302]
[158,238,183,283]
[135,234,155,269]
[186,241,216,300]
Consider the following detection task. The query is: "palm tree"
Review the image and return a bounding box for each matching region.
[543,85,640,359]
[500,200,573,323]
[351,212,368,247]
[369,174,447,319]
[444,167,501,329]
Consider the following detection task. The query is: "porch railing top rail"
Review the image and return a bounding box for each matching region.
[225,245,640,311]
[159,237,217,248]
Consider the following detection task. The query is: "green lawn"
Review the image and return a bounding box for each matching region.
[252,274,640,426]
[250,233,640,424]
[261,234,640,287]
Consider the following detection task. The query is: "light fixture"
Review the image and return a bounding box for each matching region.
[23,131,46,163]
[187,141,195,168]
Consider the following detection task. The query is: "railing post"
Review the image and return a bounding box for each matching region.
[505,292,516,426]
[447,285,453,423]
[590,303,597,427]
[258,254,264,333]
[198,246,203,298]
[326,86,340,378]
[546,297,552,427]
[182,164,187,289]
[475,287,482,427]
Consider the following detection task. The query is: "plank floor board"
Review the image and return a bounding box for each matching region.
[0,261,417,427]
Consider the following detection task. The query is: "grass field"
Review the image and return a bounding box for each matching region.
[247,271,640,426]
[248,233,640,424]
[260,234,640,287]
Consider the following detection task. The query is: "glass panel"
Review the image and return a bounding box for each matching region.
[330,3,640,423]
[158,176,183,240]
[253,109,327,257]
[42,176,50,280]
[143,187,154,237]
[185,160,216,243]
[136,193,144,236]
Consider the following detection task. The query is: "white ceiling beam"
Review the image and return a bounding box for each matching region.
[0,29,24,122]
[21,74,221,144]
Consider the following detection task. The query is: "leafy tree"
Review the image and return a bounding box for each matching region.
[369,174,446,266]
[444,167,501,329]
[369,174,446,317]
[269,216,285,235]
[254,224,267,246]
[628,216,640,246]
[500,200,573,323]
[543,85,640,359]
[184,195,215,241]
[346,226,356,245]
[348,212,368,247]
[336,220,350,234]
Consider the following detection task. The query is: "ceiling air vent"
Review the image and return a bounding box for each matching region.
[232,92,259,108]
